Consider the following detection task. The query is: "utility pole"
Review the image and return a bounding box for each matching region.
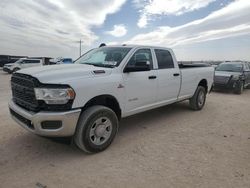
[79,39,82,57]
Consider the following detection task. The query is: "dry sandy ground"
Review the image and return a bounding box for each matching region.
[0,71,249,188]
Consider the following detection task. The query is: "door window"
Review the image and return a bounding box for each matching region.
[23,60,40,64]
[244,63,250,71]
[154,49,174,69]
[127,49,153,69]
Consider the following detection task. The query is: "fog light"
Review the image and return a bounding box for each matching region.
[41,121,62,129]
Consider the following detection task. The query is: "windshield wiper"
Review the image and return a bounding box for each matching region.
[217,70,234,72]
[82,62,95,66]
[93,64,115,68]
[81,62,115,68]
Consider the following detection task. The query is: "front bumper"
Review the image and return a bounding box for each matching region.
[9,99,81,137]
[213,79,239,90]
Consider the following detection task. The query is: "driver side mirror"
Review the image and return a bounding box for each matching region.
[123,60,150,73]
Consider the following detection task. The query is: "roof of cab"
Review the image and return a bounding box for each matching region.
[101,44,172,50]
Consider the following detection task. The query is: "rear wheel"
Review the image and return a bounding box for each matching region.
[234,81,244,94]
[189,86,206,111]
[74,105,118,153]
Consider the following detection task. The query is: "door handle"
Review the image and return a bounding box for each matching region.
[173,73,180,77]
[148,75,157,79]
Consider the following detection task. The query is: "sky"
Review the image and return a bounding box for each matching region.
[0,0,250,61]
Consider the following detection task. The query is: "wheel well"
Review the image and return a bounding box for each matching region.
[83,95,121,120]
[198,79,208,92]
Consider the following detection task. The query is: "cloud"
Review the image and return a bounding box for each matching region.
[127,0,250,47]
[106,41,119,45]
[106,24,127,37]
[134,0,216,28]
[0,0,126,57]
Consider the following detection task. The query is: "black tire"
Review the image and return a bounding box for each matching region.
[234,81,244,94]
[74,105,119,153]
[12,67,20,73]
[189,86,207,111]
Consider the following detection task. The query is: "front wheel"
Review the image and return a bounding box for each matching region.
[12,67,20,73]
[234,81,244,94]
[74,105,119,153]
[189,86,206,111]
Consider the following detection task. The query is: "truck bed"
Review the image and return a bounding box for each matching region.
[178,65,214,99]
[178,63,211,69]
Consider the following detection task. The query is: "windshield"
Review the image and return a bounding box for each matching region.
[216,63,243,72]
[75,47,132,68]
[14,59,24,64]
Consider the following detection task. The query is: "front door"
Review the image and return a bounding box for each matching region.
[123,48,157,114]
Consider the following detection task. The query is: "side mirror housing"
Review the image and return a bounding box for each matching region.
[124,61,150,73]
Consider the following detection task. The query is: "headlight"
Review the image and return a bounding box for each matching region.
[231,75,239,80]
[34,88,75,104]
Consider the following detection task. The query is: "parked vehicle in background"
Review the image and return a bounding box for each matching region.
[9,45,214,153]
[214,61,250,94]
[50,58,73,64]
[58,58,73,64]
[0,55,27,67]
[3,58,43,73]
[30,57,52,65]
[3,57,52,73]
[211,64,218,69]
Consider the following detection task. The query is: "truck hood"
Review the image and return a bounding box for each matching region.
[4,63,14,67]
[18,64,112,84]
[215,71,242,77]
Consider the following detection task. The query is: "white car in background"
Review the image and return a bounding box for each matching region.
[3,58,43,73]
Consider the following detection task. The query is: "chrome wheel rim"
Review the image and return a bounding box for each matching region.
[89,117,112,145]
[198,91,205,107]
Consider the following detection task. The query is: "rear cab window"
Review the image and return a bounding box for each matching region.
[154,49,174,69]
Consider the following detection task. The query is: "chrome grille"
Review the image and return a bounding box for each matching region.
[214,76,230,84]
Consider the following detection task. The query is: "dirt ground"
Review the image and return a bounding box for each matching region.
[0,70,250,188]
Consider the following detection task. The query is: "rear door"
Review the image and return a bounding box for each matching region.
[20,60,30,69]
[153,49,181,103]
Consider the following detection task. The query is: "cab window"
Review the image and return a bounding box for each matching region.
[23,60,40,64]
[127,49,153,69]
[154,49,174,69]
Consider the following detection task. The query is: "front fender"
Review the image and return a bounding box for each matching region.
[67,75,125,112]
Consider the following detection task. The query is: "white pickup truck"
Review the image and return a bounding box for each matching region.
[9,45,214,153]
